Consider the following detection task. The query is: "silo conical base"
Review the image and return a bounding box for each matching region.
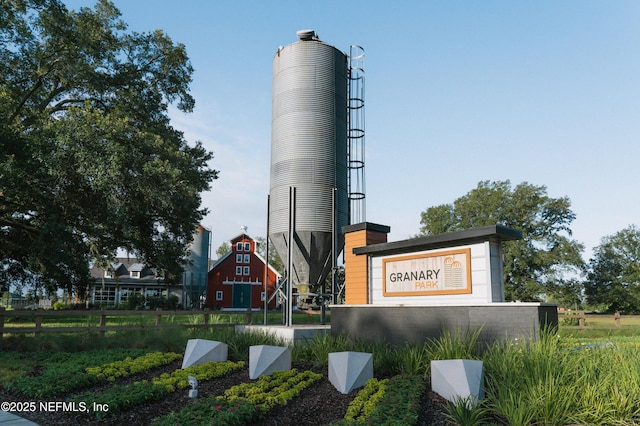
[269,230,343,291]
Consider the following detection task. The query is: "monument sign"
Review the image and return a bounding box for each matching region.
[383,248,471,296]
[332,223,559,345]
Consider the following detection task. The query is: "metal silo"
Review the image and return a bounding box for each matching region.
[269,30,349,298]
[182,225,210,308]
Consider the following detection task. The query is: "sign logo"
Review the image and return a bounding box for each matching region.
[382,248,472,296]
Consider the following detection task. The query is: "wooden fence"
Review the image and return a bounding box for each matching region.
[558,312,634,329]
[0,307,238,342]
[2,309,635,342]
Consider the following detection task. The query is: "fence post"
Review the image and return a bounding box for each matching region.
[579,313,585,329]
[0,307,5,350]
[203,310,209,329]
[615,311,621,328]
[99,309,107,337]
[155,308,162,328]
[35,313,42,338]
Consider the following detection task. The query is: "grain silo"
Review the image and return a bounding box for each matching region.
[181,225,210,308]
[269,30,358,304]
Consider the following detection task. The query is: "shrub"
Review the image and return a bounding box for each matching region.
[561,315,580,326]
[153,397,259,426]
[444,397,491,426]
[85,352,182,381]
[336,374,425,425]
[425,327,482,362]
[125,294,145,310]
[5,349,150,397]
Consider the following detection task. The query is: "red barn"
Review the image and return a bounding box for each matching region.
[206,233,280,310]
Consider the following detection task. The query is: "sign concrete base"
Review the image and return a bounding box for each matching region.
[328,351,373,394]
[330,303,558,345]
[431,359,484,407]
[182,339,228,369]
[249,345,291,379]
[235,324,330,345]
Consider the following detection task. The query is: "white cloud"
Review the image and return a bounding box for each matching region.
[169,102,270,256]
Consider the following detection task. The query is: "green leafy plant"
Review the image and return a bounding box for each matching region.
[0,352,34,383]
[226,330,285,361]
[153,396,260,426]
[74,360,245,418]
[342,378,389,423]
[223,369,321,410]
[336,374,425,425]
[5,325,640,425]
[154,369,321,425]
[444,397,490,426]
[425,327,482,362]
[292,332,351,367]
[5,349,149,397]
[397,342,429,376]
[85,352,182,381]
[152,361,244,392]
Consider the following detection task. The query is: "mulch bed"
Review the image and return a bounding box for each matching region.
[2,360,453,425]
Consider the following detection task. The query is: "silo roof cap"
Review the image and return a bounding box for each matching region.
[296,29,318,41]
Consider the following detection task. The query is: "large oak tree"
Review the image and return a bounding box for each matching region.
[585,225,640,314]
[419,180,585,302]
[1,0,217,295]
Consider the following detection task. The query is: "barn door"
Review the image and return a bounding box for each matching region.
[232,284,252,308]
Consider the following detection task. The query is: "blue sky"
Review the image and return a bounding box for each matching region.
[63,1,640,261]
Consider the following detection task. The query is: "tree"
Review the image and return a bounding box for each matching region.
[545,278,584,310]
[585,225,640,314]
[419,180,585,301]
[0,0,217,295]
[1,291,10,308]
[215,242,230,260]
[254,236,284,275]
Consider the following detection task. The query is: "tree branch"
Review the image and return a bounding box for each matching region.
[10,57,62,122]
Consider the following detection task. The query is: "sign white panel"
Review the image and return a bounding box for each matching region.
[382,248,472,296]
